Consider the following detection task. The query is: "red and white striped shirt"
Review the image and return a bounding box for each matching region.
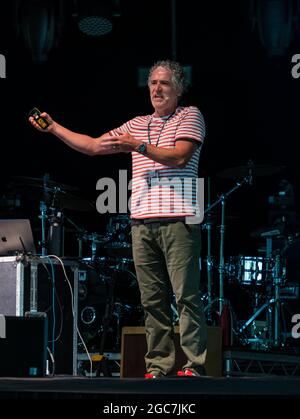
[110,106,205,219]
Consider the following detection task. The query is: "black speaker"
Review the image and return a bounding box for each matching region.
[0,316,47,377]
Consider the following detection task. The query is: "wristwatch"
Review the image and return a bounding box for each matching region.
[136,142,147,155]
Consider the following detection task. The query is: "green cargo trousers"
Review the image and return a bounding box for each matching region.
[131,220,207,375]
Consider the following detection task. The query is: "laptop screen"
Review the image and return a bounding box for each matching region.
[0,219,36,256]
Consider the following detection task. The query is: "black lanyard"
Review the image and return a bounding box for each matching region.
[147,112,174,147]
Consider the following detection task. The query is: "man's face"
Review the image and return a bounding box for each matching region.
[149,67,179,116]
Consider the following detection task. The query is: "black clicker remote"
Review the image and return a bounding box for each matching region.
[28,107,50,129]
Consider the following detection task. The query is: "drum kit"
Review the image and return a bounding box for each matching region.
[202,161,299,351]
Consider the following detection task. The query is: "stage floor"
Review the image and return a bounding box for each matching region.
[1,374,300,399]
[1,374,299,417]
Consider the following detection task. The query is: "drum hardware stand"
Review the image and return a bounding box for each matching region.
[39,201,48,256]
[95,274,117,377]
[203,177,214,324]
[204,173,252,317]
[113,302,123,349]
[38,173,51,256]
[38,174,65,257]
[271,252,284,347]
[88,232,106,262]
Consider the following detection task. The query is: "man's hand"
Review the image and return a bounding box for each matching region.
[107,132,140,153]
[28,112,55,133]
[98,135,130,153]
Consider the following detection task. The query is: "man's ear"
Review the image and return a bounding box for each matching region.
[177,87,183,97]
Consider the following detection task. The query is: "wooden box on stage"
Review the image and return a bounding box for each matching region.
[121,325,222,377]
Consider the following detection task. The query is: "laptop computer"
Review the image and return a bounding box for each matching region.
[0,219,36,256]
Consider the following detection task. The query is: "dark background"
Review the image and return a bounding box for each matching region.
[1,0,300,261]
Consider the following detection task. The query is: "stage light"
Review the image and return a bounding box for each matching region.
[78,16,113,37]
[75,0,117,37]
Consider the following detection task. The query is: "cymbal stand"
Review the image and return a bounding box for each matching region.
[219,196,226,316]
[96,274,116,377]
[204,175,251,316]
[39,173,50,255]
[38,174,54,256]
[39,201,48,256]
[204,177,214,323]
[270,252,284,347]
[204,213,214,323]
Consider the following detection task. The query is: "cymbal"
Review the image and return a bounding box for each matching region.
[250,225,285,239]
[54,190,95,212]
[10,176,79,192]
[217,164,285,179]
[8,176,94,212]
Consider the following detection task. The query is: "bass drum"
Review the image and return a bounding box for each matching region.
[77,260,107,351]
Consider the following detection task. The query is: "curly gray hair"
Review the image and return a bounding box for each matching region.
[148,60,186,98]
